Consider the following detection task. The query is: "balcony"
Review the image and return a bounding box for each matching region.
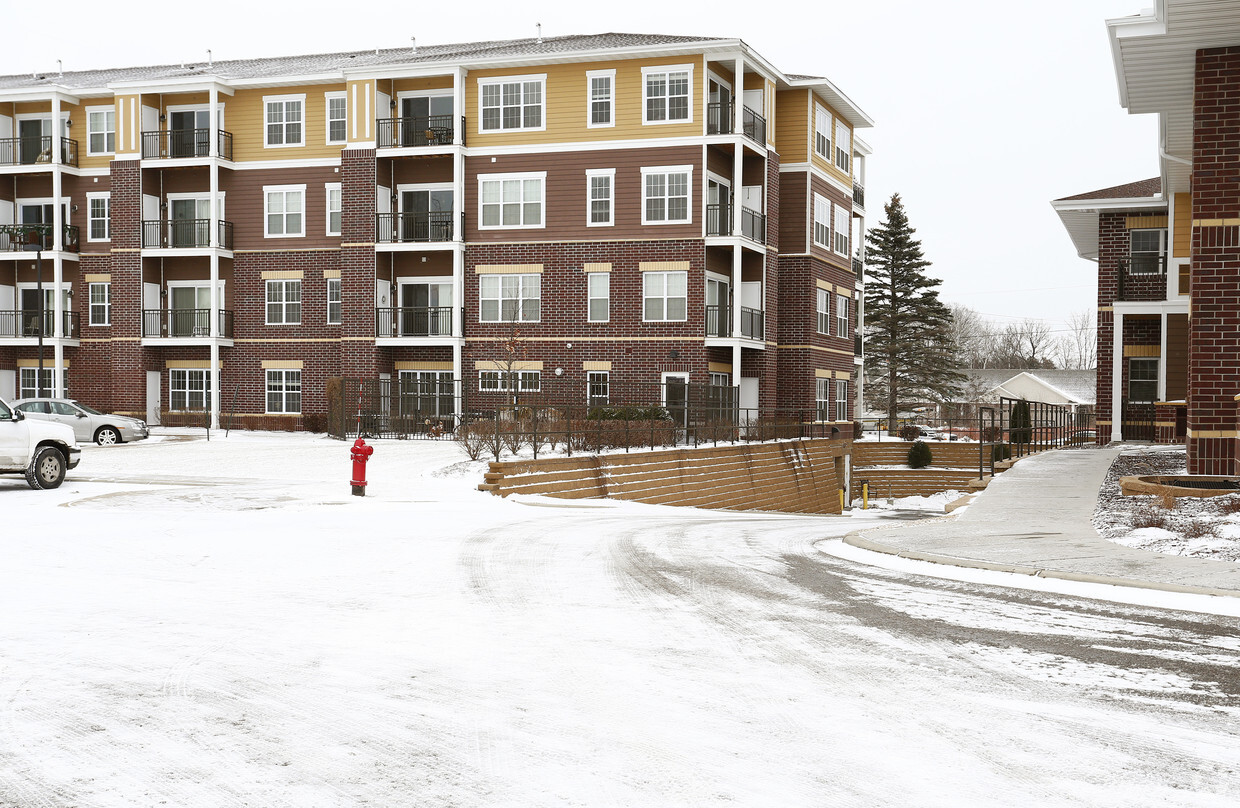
[141,129,233,161]
[853,183,865,209]
[0,309,78,340]
[0,224,80,252]
[852,256,864,276]
[376,212,457,244]
[705,102,766,144]
[376,115,462,149]
[741,207,765,244]
[742,106,766,144]
[0,136,78,168]
[1117,255,1167,302]
[705,204,765,244]
[376,307,454,338]
[142,309,234,339]
[141,220,234,250]
[704,305,764,340]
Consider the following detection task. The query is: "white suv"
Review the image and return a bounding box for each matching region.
[0,396,81,489]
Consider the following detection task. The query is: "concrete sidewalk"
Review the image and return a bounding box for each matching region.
[844,447,1240,600]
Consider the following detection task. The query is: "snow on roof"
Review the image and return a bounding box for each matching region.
[965,369,1097,405]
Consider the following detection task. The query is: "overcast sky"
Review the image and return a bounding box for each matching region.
[2,0,1157,340]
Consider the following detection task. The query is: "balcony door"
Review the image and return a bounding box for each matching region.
[170,198,210,247]
[707,177,730,235]
[399,95,454,146]
[708,76,731,134]
[168,284,217,337]
[706,276,729,337]
[398,280,452,336]
[18,118,51,164]
[398,370,455,419]
[18,202,67,249]
[19,287,55,337]
[399,189,453,242]
[169,109,210,158]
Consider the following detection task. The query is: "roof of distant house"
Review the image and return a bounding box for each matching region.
[965,369,1097,406]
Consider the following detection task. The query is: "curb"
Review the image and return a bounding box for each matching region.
[841,531,1240,601]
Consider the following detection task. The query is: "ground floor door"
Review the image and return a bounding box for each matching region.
[146,371,161,425]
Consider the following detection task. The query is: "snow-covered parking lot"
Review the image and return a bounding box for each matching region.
[3,432,1239,807]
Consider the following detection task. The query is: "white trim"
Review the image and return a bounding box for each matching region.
[85,191,110,242]
[264,277,302,325]
[84,105,115,156]
[585,69,616,130]
[324,91,347,145]
[477,272,541,323]
[326,276,342,325]
[263,184,307,238]
[780,162,854,197]
[660,372,690,407]
[263,93,306,149]
[587,270,609,323]
[642,269,688,322]
[325,182,342,237]
[477,73,547,134]
[585,167,615,227]
[641,63,695,126]
[231,157,342,171]
[640,165,694,226]
[477,171,546,230]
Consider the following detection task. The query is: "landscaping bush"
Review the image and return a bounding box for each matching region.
[1010,400,1032,445]
[1130,503,1169,530]
[981,425,1004,443]
[898,424,921,441]
[454,421,491,461]
[1181,519,1218,540]
[992,443,1012,462]
[853,421,864,440]
[907,440,932,469]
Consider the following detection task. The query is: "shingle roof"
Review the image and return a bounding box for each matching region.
[1055,178,1162,202]
[965,369,1097,405]
[0,33,730,92]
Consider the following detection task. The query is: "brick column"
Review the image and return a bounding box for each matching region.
[1189,47,1240,474]
[340,149,378,379]
[108,158,146,417]
[1154,403,1179,444]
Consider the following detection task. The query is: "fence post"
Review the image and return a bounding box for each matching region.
[566,406,573,457]
[532,405,538,460]
[493,408,500,461]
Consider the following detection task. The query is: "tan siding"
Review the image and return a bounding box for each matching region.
[775,89,808,164]
[229,84,347,163]
[1174,192,1191,258]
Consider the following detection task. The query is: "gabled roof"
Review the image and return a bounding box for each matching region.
[1054,177,1162,202]
[1050,177,1165,261]
[966,369,1097,406]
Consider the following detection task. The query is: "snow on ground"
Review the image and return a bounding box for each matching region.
[2,431,1238,806]
[851,489,968,512]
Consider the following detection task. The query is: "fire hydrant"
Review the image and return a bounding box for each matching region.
[350,438,374,497]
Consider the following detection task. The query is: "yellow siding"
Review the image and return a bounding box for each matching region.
[466,54,703,148]
[391,77,454,94]
[1174,192,1191,258]
[1125,214,1168,229]
[67,100,116,171]
[115,95,140,156]
[775,89,809,164]
[809,94,853,184]
[346,79,375,146]
[229,84,347,162]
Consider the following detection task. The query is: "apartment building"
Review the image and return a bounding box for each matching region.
[0,33,871,433]
[1052,0,1240,474]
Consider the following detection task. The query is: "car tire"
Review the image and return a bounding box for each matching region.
[96,427,121,446]
[25,446,66,490]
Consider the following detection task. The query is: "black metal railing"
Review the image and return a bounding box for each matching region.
[705,304,729,337]
[742,106,766,144]
[376,211,455,243]
[61,137,78,167]
[0,135,77,167]
[0,309,78,339]
[142,308,234,338]
[1118,254,1168,301]
[853,183,865,208]
[706,203,732,236]
[704,305,763,339]
[853,256,864,276]
[855,333,863,356]
[707,102,733,135]
[141,219,234,249]
[740,306,764,339]
[141,129,234,160]
[376,114,461,148]
[0,224,79,252]
[741,206,765,244]
[376,306,454,337]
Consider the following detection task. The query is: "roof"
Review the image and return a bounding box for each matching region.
[1050,177,1165,261]
[1055,177,1161,202]
[965,369,1097,406]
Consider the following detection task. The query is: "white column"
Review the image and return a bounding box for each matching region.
[208,85,219,159]
[53,257,64,397]
[453,340,463,421]
[1158,310,1168,402]
[210,341,220,430]
[209,84,221,430]
[51,95,62,166]
[1111,311,1124,443]
[454,67,467,147]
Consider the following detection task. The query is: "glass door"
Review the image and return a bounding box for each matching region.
[170,110,210,158]
[169,198,210,247]
[706,277,729,337]
[169,285,211,336]
[400,96,455,145]
[20,288,54,337]
[399,190,454,241]
[708,78,731,134]
[18,118,51,164]
[399,281,452,336]
[707,178,730,235]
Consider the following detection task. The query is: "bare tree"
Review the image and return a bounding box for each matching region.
[1055,309,1097,370]
[990,318,1057,369]
[947,304,992,369]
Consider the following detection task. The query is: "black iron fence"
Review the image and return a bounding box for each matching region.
[141,219,233,249]
[376,211,457,243]
[853,183,865,208]
[0,309,78,338]
[1117,255,1168,301]
[741,206,765,243]
[0,223,80,252]
[375,306,453,337]
[707,102,733,135]
[706,203,732,236]
[142,308,234,338]
[376,114,462,148]
[141,129,233,160]
[0,136,78,167]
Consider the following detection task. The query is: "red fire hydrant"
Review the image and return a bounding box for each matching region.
[350,438,374,497]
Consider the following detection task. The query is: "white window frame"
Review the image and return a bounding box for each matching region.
[325,182,342,236]
[85,105,115,156]
[325,91,347,145]
[587,271,609,323]
[642,64,694,125]
[641,165,693,226]
[266,369,302,414]
[836,379,849,422]
[816,378,830,422]
[326,277,342,325]
[816,288,830,335]
[266,279,302,325]
[479,273,541,323]
[1129,358,1159,403]
[264,94,305,148]
[834,206,851,257]
[478,172,545,230]
[1129,229,1167,274]
[587,69,616,129]
[264,184,306,238]
[813,194,831,249]
[586,168,615,227]
[642,270,688,322]
[89,282,110,326]
[835,119,852,174]
[836,293,849,338]
[86,192,110,242]
[814,105,831,160]
[587,371,609,405]
[169,368,211,412]
[479,369,541,393]
[478,74,547,133]
[709,371,731,387]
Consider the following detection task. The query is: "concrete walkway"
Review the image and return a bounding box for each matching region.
[844,447,1240,600]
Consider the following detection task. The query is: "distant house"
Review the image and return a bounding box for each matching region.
[964,369,1096,415]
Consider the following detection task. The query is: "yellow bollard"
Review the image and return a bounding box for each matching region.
[839,489,845,511]
[863,481,869,509]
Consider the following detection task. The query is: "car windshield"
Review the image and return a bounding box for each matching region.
[70,401,105,416]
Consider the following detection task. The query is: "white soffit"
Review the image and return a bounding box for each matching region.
[1050,196,1165,261]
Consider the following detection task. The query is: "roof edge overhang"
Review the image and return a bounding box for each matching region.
[785,76,875,129]
[1108,1,1168,110]
[1050,194,1166,261]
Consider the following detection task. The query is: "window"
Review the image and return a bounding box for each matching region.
[836,379,849,422]
[642,167,692,224]
[326,183,342,236]
[813,194,831,249]
[644,66,692,124]
[87,193,110,241]
[266,369,302,414]
[398,370,455,417]
[265,185,305,237]
[264,95,304,147]
[266,279,302,325]
[1129,229,1166,274]
[1129,358,1158,403]
[816,378,830,421]
[836,293,849,338]
[479,173,544,229]
[587,169,614,226]
[588,371,609,406]
[834,206,851,256]
[587,70,615,128]
[479,370,540,392]
[479,76,545,132]
[86,107,115,155]
[19,367,60,399]
[835,120,852,173]
[815,106,831,160]
[326,92,347,144]
[709,372,731,387]
[170,369,210,411]
[89,282,110,326]
[817,288,831,334]
[588,272,609,322]
[643,271,687,321]
[327,278,341,325]
[479,274,540,322]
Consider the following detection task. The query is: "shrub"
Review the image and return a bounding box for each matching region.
[908,440,932,469]
[1181,519,1218,540]
[1010,400,1032,445]
[455,422,490,461]
[992,443,1012,462]
[853,421,864,439]
[1212,495,1240,516]
[898,424,921,441]
[1130,503,1169,530]
[981,425,1004,443]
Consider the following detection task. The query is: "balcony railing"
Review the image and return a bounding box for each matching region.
[707,102,733,135]
[704,305,764,339]
[853,183,865,208]
[742,106,766,144]
[141,129,233,160]
[376,211,456,243]
[141,219,234,250]
[0,136,78,168]
[855,333,863,356]
[1118,254,1167,302]
[853,256,864,276]
[741,206,765,244]
[376,306,454,338]
[706,203,732,236]
[0,309,78,339]
[142,308,234,338]
[0,224,80,252]
[376,115,462,149]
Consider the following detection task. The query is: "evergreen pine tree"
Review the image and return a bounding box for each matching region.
[864,194,966,428]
